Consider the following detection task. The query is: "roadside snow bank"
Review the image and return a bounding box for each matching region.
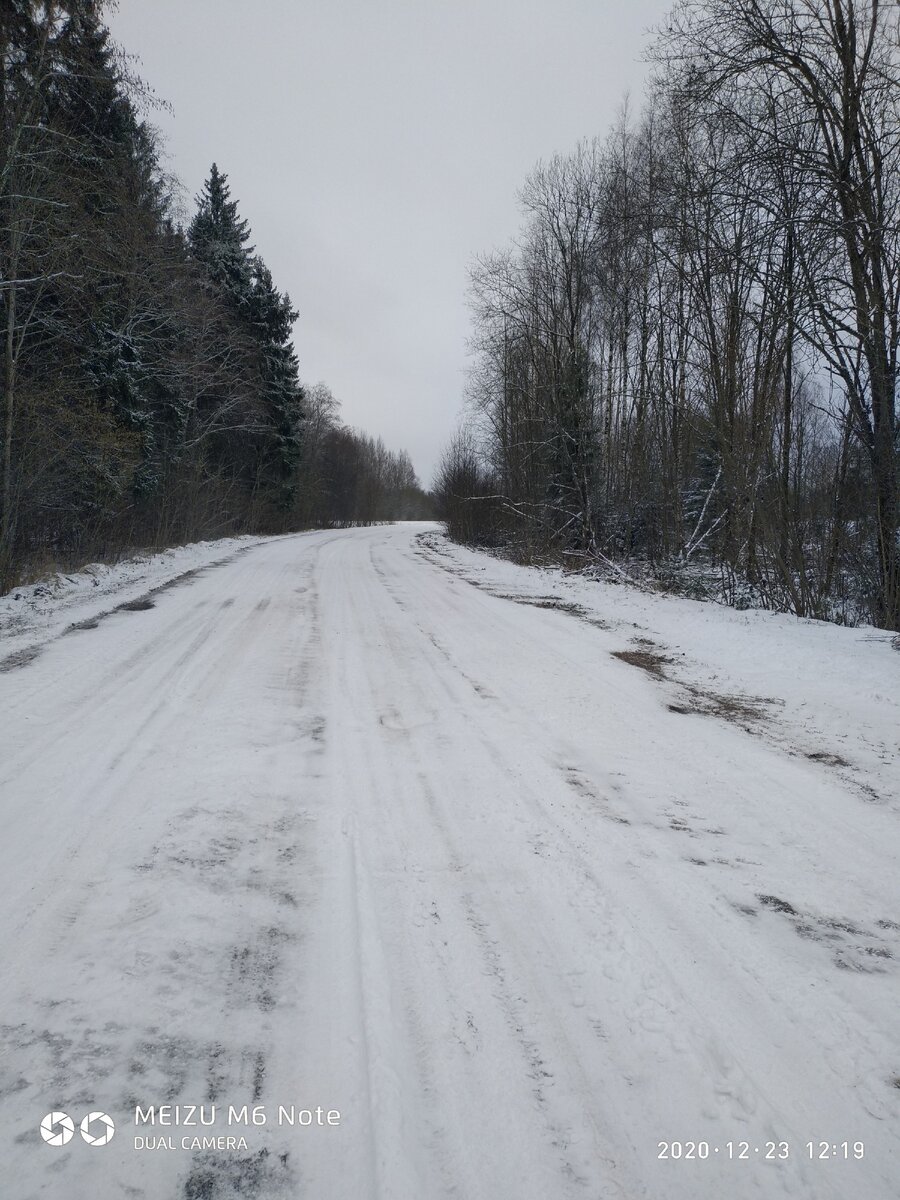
[418,530,900,811]
[0,536,270,658]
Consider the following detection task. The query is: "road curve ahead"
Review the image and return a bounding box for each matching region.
[0,524,897,1200]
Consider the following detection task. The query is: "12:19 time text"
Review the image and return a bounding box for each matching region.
[657,1140,865,1160]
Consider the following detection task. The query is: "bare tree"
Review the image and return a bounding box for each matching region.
[657,0,900,625]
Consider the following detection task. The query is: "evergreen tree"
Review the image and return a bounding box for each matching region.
[188,164,254,310]
[248,262,305,507]
[189,163,304,515]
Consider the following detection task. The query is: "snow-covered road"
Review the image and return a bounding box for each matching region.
[1,523,898,1199]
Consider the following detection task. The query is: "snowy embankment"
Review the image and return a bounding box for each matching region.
[0,535,270,663]
[0,522,897,1200]
[419,530,900,811]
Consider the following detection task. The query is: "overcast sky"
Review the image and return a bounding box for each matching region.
[108,0,671,485]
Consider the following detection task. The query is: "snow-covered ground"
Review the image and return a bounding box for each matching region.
[0,523,897,1199]
[0,535,269,663]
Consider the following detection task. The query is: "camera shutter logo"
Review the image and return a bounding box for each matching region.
[80,1112,115,1146]
[40,1112,75,1146]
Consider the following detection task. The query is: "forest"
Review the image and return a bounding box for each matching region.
[437,0,900,631]
[0,2,429,592]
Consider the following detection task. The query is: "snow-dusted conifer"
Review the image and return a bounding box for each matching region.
[188,164,255,309]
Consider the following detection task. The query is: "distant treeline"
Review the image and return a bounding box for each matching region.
[0,2,430,590]
[437,0,900,630]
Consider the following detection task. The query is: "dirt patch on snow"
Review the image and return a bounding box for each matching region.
[0,646,43,672]
[612,647,671,678]
[183,1147,297,1200]
[117,596,157,612]
[757,893,897,974]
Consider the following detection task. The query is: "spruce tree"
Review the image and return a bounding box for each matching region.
[188,164,255,310]
[249,262,305,506]
[188,163,304,515]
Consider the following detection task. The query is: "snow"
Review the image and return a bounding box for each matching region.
[0,522,897,1199]
[0,535,269,662]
